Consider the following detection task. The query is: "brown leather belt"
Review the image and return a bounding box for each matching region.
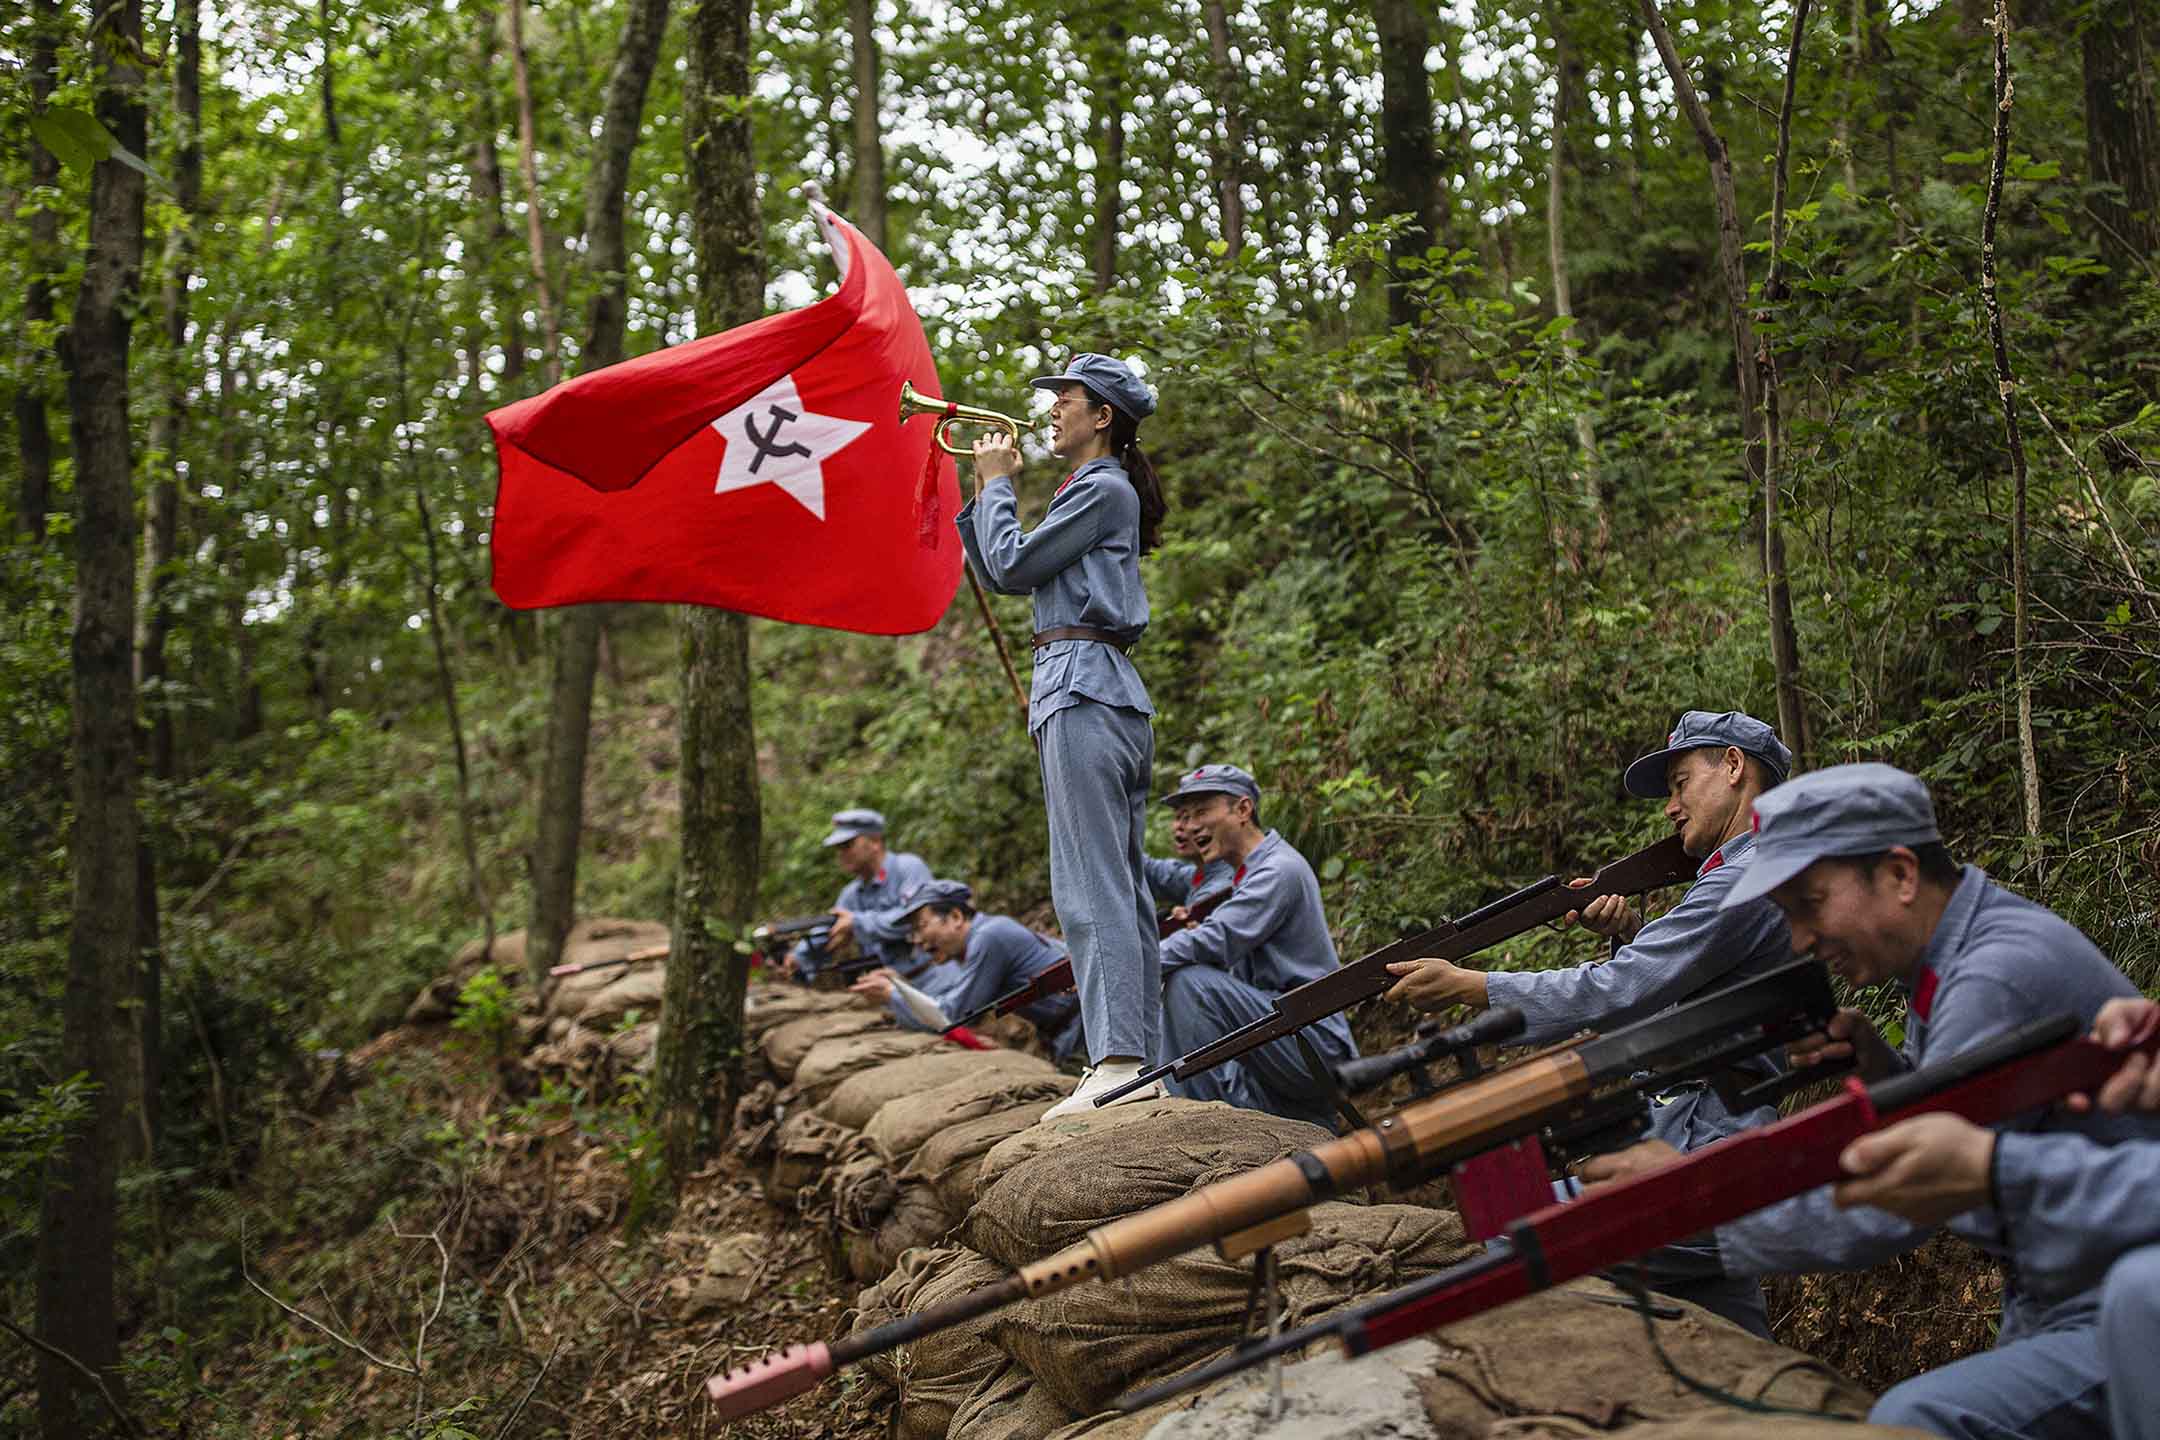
[1032,625,1130,652]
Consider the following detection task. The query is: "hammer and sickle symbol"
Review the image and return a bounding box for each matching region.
[743,404,816,474]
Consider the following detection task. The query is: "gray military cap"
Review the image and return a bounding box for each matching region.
[1721,763,1943,908]
[1623,710,1795,799]
[894,878,974,919]
[1029,352,1157,421]
[820,807,887,848]
[1161,763,1260,808]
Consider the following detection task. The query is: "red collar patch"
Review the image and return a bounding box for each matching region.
[1190,866,1205,889]
[1232,864,1247,888]
[1700,846,1727,875]
[1913,965,1941,1023]
[1056,470,1078,497]
[875,866,887,884]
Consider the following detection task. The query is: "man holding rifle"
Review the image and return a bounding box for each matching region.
[849,879,1086,1061]
[788,807,933,980]
[1154,764,1360,1129]
[1597,762,2158,1440]
[1384,709,1796,1333]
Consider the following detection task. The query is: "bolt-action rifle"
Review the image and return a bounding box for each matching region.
[546,942,670,980]
[701,956,1838,1420]
[1094,833,1698,1107]
[937,890,1236,1040]
[1113,1009,2160,1412]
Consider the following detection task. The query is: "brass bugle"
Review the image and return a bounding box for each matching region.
[899,379,1027,456]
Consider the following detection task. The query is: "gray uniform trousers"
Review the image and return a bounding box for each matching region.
[1036,699,1159,1065]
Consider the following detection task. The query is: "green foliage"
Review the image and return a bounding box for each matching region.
[447,969,518,1062]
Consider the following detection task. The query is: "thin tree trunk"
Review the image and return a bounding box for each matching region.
[1202,0,1245,258]
[509,0,563,383]
[40,0,146,1430]
[1981,0,2044,864]
[1760,0,1813,770]
[1618,30,1649,225]
[2081,0,2160,270]
[1374,0,1440,335]
[1090,26,1127,295]
[15,0,60,541]
[1636,0,1765,497]
[1546,18,1603,549]
[469,1,528,390]
[847,0,887,249]
[527,0,673,988]
[656,0,764,1195]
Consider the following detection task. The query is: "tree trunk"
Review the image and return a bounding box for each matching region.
[1982,0,2044,865]
[40,0,146,1431]
[469,1,528,390]
[1089,26,1127,295]
[1546,17,1603,543]
[848,0,888,248]
[2081,0,2160,269]
[527,0,673,988]
[509,0,564,383]
[1762,0,1814,771]
[1636,0,1764,488]
[655,0,764,1196]
[1201,0,1245,258]
[1374,0,1441,334]
[15,0,60,542]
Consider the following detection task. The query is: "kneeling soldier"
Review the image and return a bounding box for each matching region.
[851,879,1086,1062]
[1156,765,1359,1130]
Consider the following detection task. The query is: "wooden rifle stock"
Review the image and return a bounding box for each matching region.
[1097,833,1697,1106]
[1114,1010,2160,1411]
[702,957,1833,1422]
[546,943,669,980]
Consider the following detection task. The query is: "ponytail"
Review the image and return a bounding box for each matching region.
[1086,386,1170,555]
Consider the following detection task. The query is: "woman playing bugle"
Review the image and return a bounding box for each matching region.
[958,353,1169,1115]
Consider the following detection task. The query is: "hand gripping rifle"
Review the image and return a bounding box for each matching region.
[1094,833,1698,1107]
[1114,1009,2160,1412]
[938,891,1236,1040]
[700,956,1837,1421]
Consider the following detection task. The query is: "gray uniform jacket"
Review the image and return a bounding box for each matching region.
[1158,831,1357,1062]
[890,915,1082,1057]
[956,456,1153,734]
[1484,831,1792,1047]
[1716,866,2155,1334]
[792,851,934,976]
[1143,855,1236,911]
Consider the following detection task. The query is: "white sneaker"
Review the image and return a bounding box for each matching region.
[1041,1060,1164,1120]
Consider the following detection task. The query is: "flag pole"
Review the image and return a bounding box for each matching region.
[964,560,1030,730]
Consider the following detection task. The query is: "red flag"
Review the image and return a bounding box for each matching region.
[486,204,963,635]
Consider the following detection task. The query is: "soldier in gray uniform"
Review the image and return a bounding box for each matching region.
[1143,805,1235,923]
[789,808,932,981]
[850,879,1087,1062]
[1662,763,2160,1440]
[1154,765,1360,1129]
[1383,710,1796,1335]
[960,353,1170,1118]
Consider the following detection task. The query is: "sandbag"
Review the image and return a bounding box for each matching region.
[853,1247,1016,1440]
[950,1368,1081,1440]
[1411,1276,1874,1431]
[969,1095,1235,1201]
[841,1182,953,1283]
[791,1030,945,1103]
[908,1099,1067,1217]
[741,984,865,1042]
[576,967,667,1031]
[539,918,671,1022]
[769,1108,855,1208]
[761,1010,890,1082]
[822,1047,1051,1133]
[967,1099,1338,1268]
[1612,1424,1930,1440]
[861,1066,1071,1166]
[992,1201,1472,1414]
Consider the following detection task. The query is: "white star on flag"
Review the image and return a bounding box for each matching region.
[708,373,871,521]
